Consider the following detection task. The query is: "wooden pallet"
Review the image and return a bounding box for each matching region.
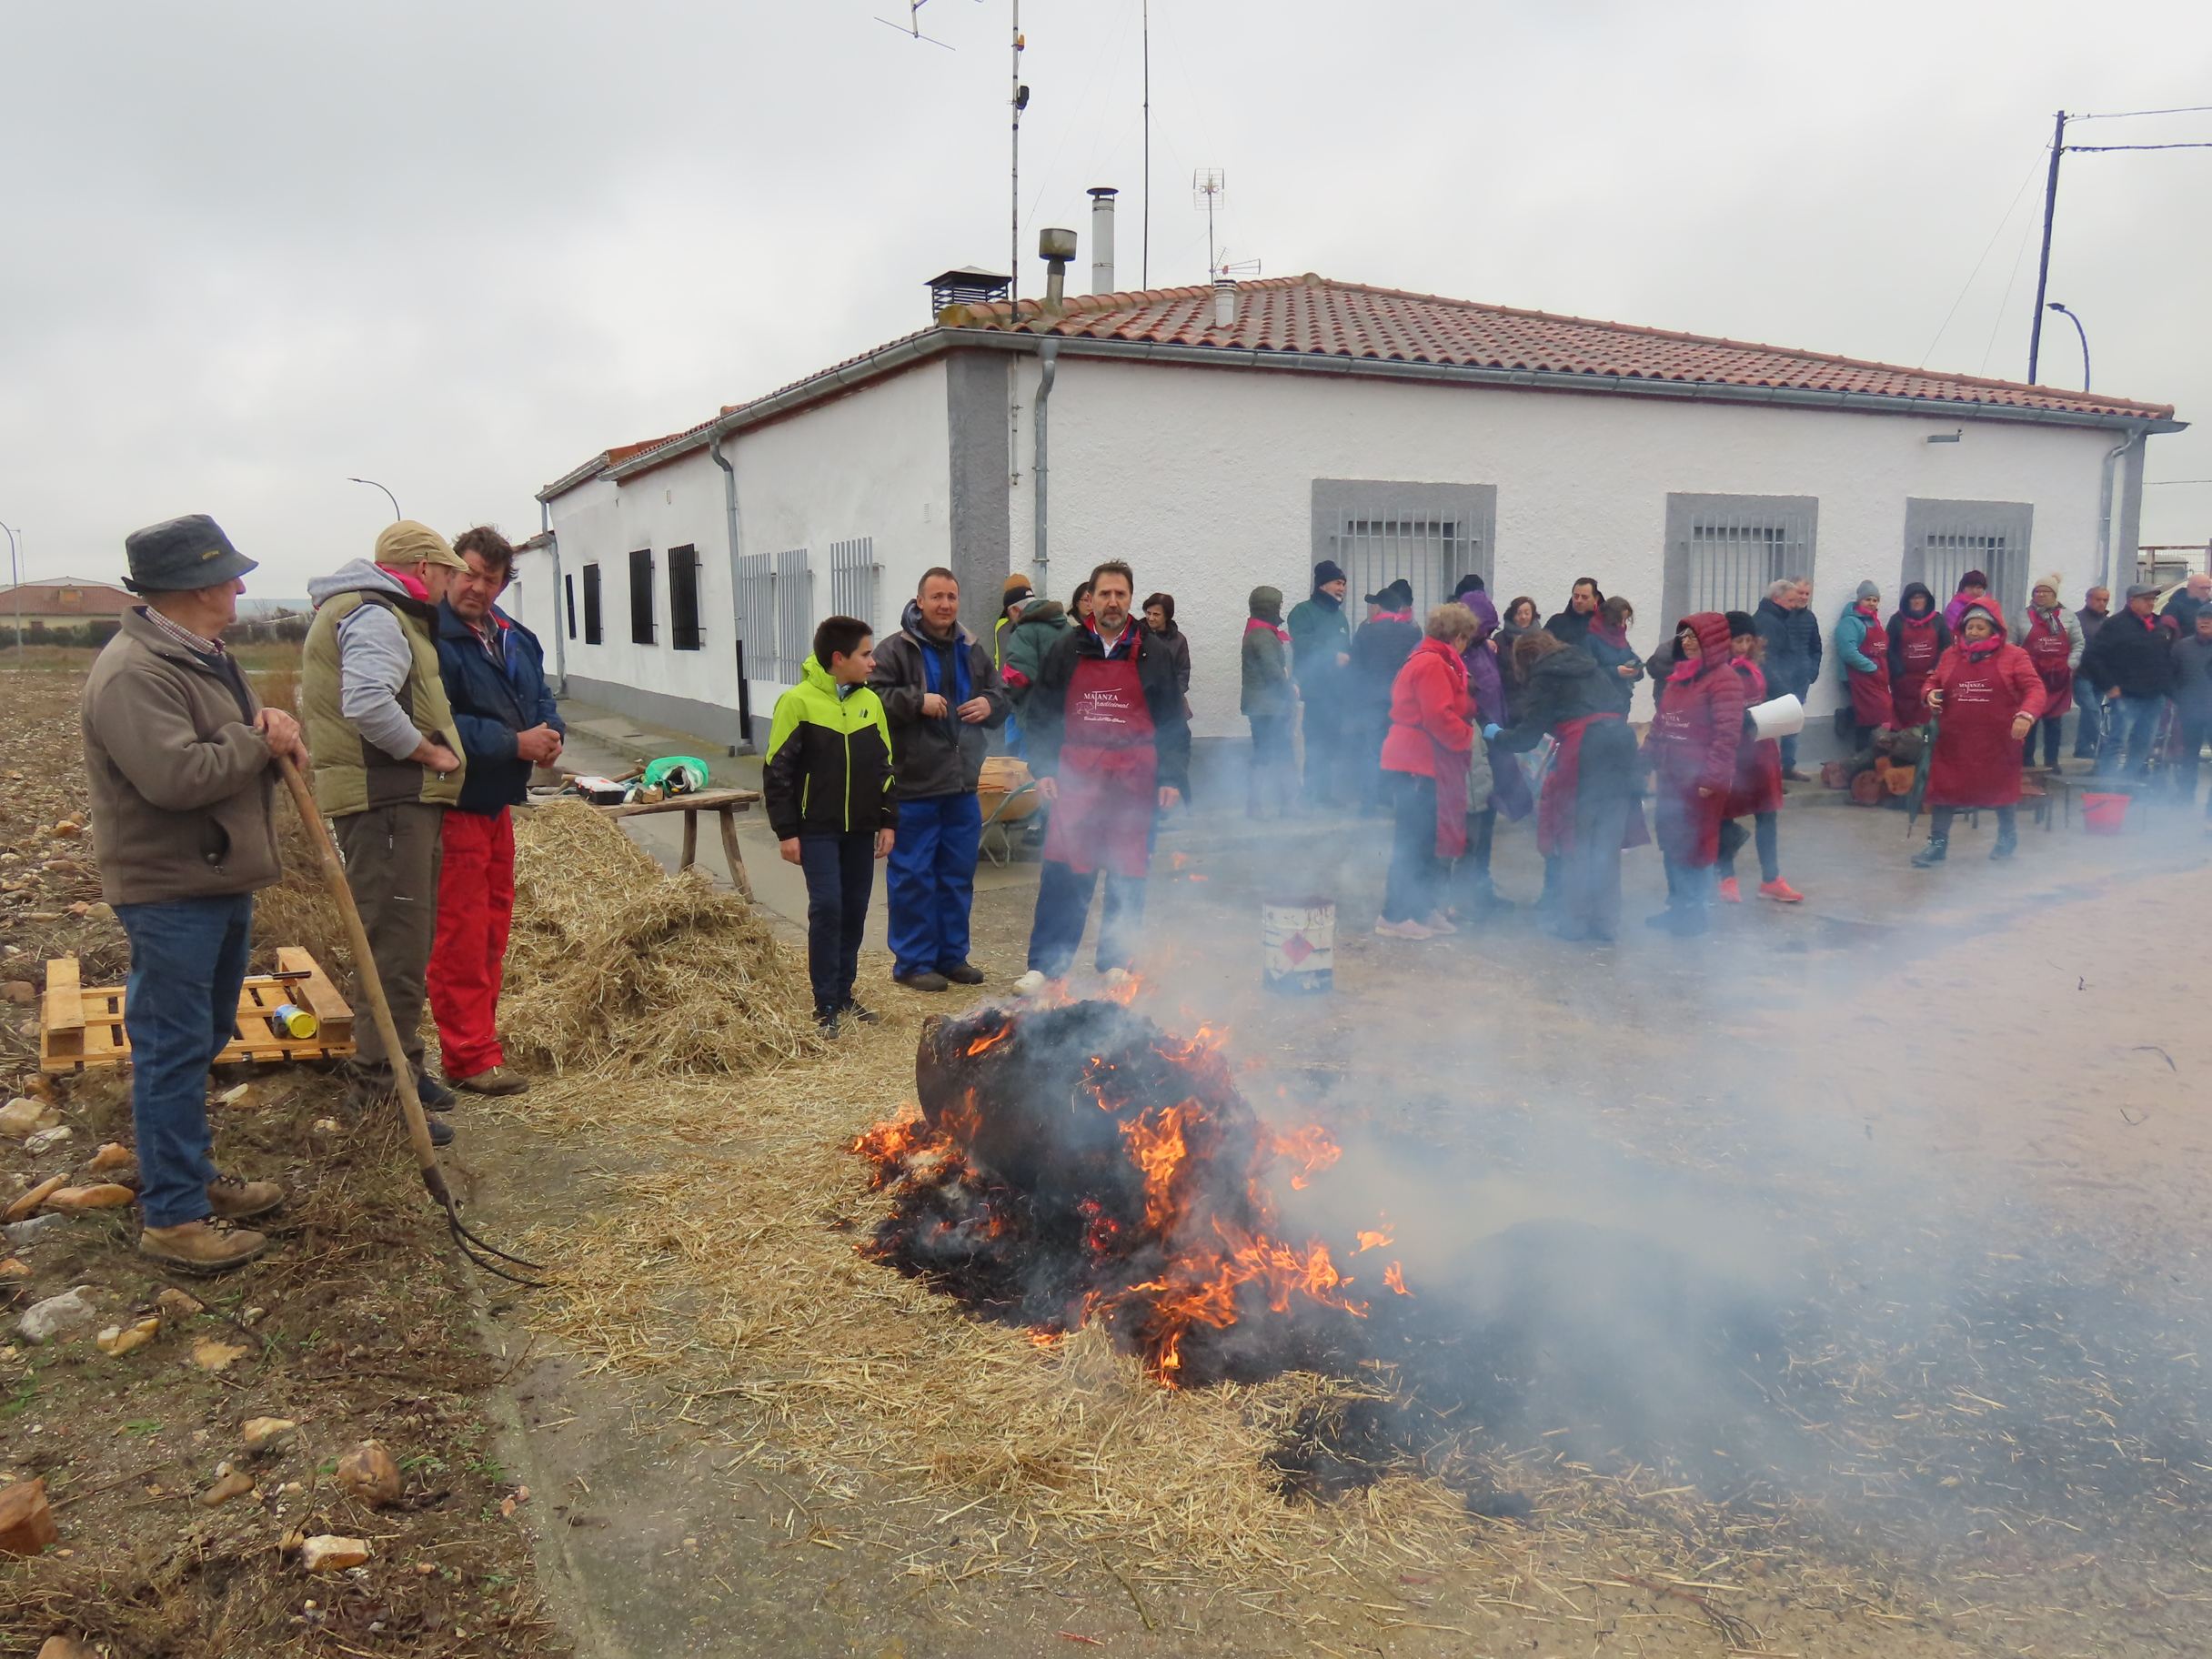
[39,947,357,1073]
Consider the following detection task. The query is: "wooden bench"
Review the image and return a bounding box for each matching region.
[599,787,760,900]
[39,947,356,1074]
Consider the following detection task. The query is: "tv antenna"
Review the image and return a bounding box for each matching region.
[875,0,960,47]
[874,2,1023,304]
[1192,169,1226,280]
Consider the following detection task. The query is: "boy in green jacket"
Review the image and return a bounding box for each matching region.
[763,617,897,1033]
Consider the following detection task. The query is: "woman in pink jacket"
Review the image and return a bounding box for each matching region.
[1376,604,1478,940]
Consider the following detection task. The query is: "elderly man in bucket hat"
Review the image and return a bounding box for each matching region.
[301,521,469,1144]
[83,515,307,1272]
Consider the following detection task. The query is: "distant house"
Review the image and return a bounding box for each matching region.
[1,578,136,628]
[517,258,2183,750]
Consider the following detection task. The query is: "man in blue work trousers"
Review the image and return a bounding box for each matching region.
[870,567,1009,991]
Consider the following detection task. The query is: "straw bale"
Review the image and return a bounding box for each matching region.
[502,802,824,1073]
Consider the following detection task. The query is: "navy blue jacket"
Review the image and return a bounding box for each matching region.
[436,601,563,816]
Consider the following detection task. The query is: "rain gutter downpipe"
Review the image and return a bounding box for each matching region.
[540,499,566,695]
[2096,425,2147,595]
[709,430,754,752]
[1032,339,1060,590]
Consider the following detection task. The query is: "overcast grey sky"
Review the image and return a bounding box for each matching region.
[3,0,2206,598]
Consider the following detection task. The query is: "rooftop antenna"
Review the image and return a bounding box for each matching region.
[874,3,1019,303]
[875,0,957,47]
[1141,0,1151,287]
[1192,168,1225,280]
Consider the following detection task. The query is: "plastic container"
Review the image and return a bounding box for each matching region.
[1746,694,1805,740]
[2080,791,2130,834]
[267,1003,318,1040]
[1261,898,1334,995]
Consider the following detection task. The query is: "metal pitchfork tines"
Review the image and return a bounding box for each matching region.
[278,756,544,1288]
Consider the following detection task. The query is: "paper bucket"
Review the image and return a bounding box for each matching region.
[1747,694,1805,740]
[2080,791,2130,834]
[1261,898,1334,995]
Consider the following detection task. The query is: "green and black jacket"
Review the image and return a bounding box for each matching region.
[763,657,897,839]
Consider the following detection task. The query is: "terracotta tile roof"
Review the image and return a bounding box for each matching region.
[0,579,136,618]
[953,273,2175,422]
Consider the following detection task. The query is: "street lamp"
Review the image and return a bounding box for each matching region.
[348,478,403,521]
[1,521,20,669]
[2045,303,2090,393]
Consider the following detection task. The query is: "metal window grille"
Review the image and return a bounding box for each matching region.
[1922,532,2016,617]
[564,573,577,640]
[581,564,602,645]
[736,551,776,677]
[774,548,813,680]
[828,537,880,629]
[667,544,704,650]
[1332,517,1482,628]
[628,548,655,645]
[1662,496,1817,628]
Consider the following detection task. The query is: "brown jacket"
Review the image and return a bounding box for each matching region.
[82,608,283,906]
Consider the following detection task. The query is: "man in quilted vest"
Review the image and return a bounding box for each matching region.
[300,521,468,1143]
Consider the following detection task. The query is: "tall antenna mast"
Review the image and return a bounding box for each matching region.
[1010,2,1025,303]
[1141,0,1151,288]
[1192,168,1225,279]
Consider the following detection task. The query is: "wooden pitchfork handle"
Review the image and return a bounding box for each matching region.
[276,755,540,1282]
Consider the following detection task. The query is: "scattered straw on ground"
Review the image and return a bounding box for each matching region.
[503,801,825,1073]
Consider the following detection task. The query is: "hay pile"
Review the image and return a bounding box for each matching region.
[503,801,824,1072]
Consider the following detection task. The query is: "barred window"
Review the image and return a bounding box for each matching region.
[1903,499,2034,618]
[829,538,880,629]
[1312,480,1496,629]
[736,551,776,679]
[775,548,813,680]
[1663,494,1818,625]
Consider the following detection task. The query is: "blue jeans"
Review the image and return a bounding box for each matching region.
[1027,861,1147,977]
[116,893,253,1228]
[2098,695,2164,776]
[799,831,875,1015]
[886,792,981,977]
[2073,696,2106,758]
[1778,732,1800,774]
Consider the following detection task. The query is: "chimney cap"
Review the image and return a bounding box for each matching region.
[1086,185,1119,199]
[1038,226,1078,261]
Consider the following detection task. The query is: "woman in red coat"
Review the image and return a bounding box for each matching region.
[1716,611,1804,905]
[1376,604,1478,940]
[1643,611,1747,934]
[1911,598,2046,869]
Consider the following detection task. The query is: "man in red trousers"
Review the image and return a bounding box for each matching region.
[429,526,564,1096]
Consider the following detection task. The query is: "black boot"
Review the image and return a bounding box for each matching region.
[1911,834,1948,869]
[1990,827,2018,861]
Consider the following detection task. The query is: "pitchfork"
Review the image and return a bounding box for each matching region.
[278,756,545,1287]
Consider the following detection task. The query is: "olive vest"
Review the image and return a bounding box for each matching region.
[301,588,465,817]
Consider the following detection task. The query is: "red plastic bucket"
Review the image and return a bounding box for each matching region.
[2080,791,2130,834]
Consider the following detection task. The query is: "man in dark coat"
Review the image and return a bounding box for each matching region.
[870,568,1010,991]
[2161,572,2211,635]
[1752,577,1822,778]
[430,526,564,1097]
[1014,561,1190,991]
[2080,584,2177,777]
[1350,578,1421,808]
[1286,559,1352,807]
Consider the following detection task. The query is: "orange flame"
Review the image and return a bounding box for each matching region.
[1268,1123,1342,1191]
[964,1025,1014,1058]
[1354,1226,1393,1253]
[1384,1261,1411,1296]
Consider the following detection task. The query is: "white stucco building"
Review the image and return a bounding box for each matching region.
[514,266,2181,751]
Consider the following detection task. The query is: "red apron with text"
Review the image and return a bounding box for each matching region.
[1723,659,1783,818]
[1892,615,1944,725]
[1538,714,1648,856]
[1847,612,1895,729]
[1041,654,1158,878]
[1926,651,2026,809]
[2022,609,2075,719]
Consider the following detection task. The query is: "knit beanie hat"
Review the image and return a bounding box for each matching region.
[2033,573,2061,600]
[1724,609,1757,638]
[1452,573,1486,600]
[1855,579,1880,603]
[1312,559,1347,590]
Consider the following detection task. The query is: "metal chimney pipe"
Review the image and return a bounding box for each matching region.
[1212,276,1237,329]
[1087,186,1118,294]
[1038,226,1077,313]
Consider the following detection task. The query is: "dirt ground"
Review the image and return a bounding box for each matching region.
[8,662,2212,1659]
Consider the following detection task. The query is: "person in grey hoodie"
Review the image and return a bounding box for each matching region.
[2170,605,2212,809]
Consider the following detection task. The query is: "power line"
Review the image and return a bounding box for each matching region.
[2070,104,2212,120]
[2145,479,2212,487]
[2066,140,2212,153]
[1919,145,2047,367]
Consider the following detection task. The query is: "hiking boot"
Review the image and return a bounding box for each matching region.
[139,1219,268,1274]
[413,1069,457,1111]
[451,1066,529,1097]
[1910,835,1948,869]
[815,1008,840,1038]
[206,1172,284,1222]
[1718,877,1742,904]
[1758,878,1805,904]
[894,970,950,993]
[1373,918,1434,940]
[840,999,880,1026]
[938,961,987,986]
[1990,830,2019,861]
[420,1115,455,1148]
[1422,911,1459,935]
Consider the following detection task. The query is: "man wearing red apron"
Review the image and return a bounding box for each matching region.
[1014,560,1192,992]
[1832,580,1895,747]
[2013,576,2082,771]
[1886,582,1950,728]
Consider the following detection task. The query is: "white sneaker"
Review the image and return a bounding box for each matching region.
[1101,967,1132,989]
[1012,970,1050,998]
[1373,918,1435,940]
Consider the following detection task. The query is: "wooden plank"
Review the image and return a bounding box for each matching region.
[273,947,354,1046]
[718,809,754,901]
[41,961,356,1073]
[42,959,84,1061]
[679,810,699,870]
[604,787,759,818]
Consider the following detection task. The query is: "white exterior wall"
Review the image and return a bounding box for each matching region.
[518,358,953,740]
[1010,357,2120,739]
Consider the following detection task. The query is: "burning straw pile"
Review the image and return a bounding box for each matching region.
[502,801,824,1072]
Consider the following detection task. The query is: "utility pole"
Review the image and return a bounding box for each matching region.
[2026,109,2066,384]
[1141,0,1151,288]
[1010,1,1023,303]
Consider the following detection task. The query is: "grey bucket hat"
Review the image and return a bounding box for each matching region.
[122,514,257,594]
